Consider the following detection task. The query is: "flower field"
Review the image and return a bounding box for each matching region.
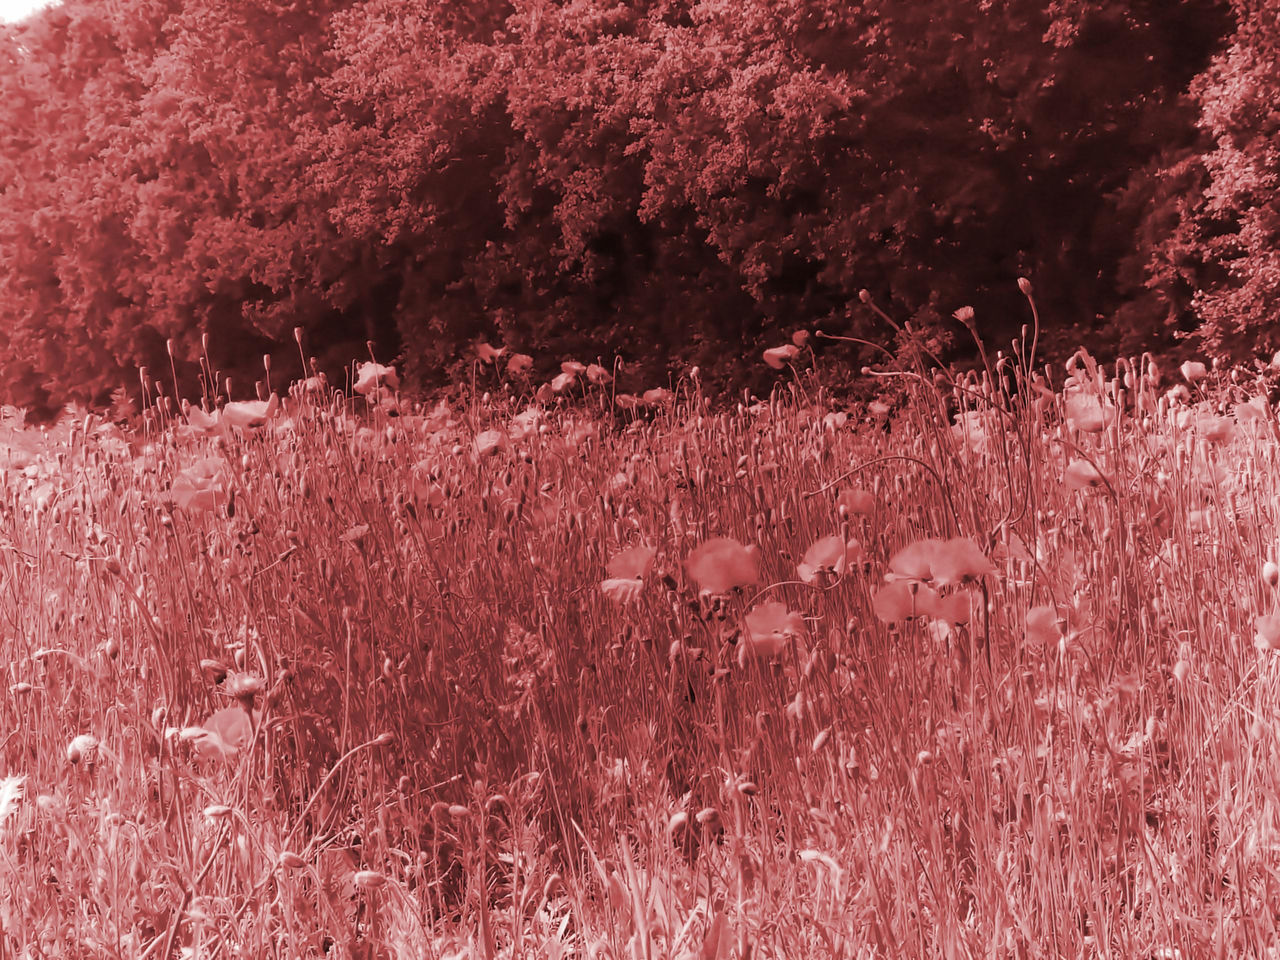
[2,326,1280,958]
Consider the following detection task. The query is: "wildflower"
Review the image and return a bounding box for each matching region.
[607,545,656,581]
[185,405,219,434]
[561,360,586,375]
[1235,396,1269,424]
[1195,412,1235,444]
[929,538,996,587]
[763,345,800,369]
[1025,605,1060,648]
[838,488,876,517]
[796,535,864,583]
[887,539,943,583]
[506,353,534,377]
[221,394,279,429]
[822,411,847,431]
[1063,459,1106,491]
[195,707,255,763]
[872,580,940,622]
[222,672,264,711]
[1064,392,1115,433]
[550,371,577,393]
[1255,614,1280,651]
[641,388,672,406]
[353,362,399,397]
[1264,561,1279,589]
[0,775,23,830]
[685,537,761,594]
[1180,360,1207,383]
[474,430,506,458]
[791,330,811,347]
[931,590,975,625]
[739,601,804,665]
[475,342,505,363]
[66,734,98,765]
[953,306,975,324]
[586,363,612,385]
[171,457,227,513]
[354,870,388,891]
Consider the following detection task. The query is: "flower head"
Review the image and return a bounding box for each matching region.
[354,363,399,397]
[739,601,804,665]
[686,538,761,594]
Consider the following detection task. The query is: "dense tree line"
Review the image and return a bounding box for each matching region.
[0,0,1256,413]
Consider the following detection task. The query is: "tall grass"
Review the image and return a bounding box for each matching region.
[1,321,1279,958]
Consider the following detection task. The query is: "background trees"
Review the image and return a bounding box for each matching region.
[0,0,1252,413]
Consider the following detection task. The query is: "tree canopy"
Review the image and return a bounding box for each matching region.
[0,0,1248,413]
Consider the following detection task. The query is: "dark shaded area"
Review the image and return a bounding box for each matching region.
[0,0,1253,417]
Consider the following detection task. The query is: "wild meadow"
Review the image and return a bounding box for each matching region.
[4,306,1280,959]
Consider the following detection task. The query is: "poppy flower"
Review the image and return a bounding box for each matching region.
[551,371,577,393]
[931,590,975,625]
[601,578,646,604]
[887,539,944,583]
[474,430,506,458]
[185,405,219,434]
[586,364,612,385]
[1025,605,1060,648]
[797,535,864,583]
[194,707,256,763]
[872,580,940,622]
[1180,360,1207,383]
[1255,614,1280,651]
[1235,397,1269,424]
[171,457,227,513]
[791,330,811,348]
[1064,392,1115,433]
[740,601,804,665]
[607,545,656,580]
[475,342,505,363]
[561,360,586,375]
[929,538,996,588]
[506,353,534,377]
[221,394,279,430]
[763,345,800,369]
[838,488,876,517]
[353,362,399,397]
[1195,412,1235,444]
[642,388,672,406]
[1063,459,1106,491]
[686,538,761,594]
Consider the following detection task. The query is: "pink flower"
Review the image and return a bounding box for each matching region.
[686,538,761,594]
[797,535,863,583]
[740,601,803,665]
[1063,459,1106,491]
[171,457,227,513]
[194,707,255,763]
[506,353,533,377]
[353,362,399,397]
[763,345,800,369]
[872,580,940,622]
[221,394,279,430]
[1025,605,1060,648]
[928,538,996,588]
[837,488,876,517]
[607,545,656,580]
[475,342,505,363]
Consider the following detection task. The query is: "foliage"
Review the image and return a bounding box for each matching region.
[0,0,1237,414]
[1147,0,1280,361]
